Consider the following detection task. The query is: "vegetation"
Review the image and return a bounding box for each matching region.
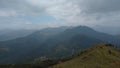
[0,44,120,68]
[50,44,120,68]
[0,26,103,63]
[0,26,120,64]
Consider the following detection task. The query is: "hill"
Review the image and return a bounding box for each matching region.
[51,44,120,68]
[0,27,69,64]
[0,26,119,64]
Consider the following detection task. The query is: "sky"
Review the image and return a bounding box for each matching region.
[0,0,120,30]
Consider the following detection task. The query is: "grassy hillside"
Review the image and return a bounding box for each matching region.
[51,44,120,68]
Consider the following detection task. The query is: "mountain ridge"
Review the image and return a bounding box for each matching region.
[0,26,119,64]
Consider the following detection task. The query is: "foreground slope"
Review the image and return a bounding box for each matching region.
[51,44,120,68]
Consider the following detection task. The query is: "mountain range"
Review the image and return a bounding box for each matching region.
[0,26,119,64]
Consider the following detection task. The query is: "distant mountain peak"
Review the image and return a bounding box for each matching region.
[72,26,96,32]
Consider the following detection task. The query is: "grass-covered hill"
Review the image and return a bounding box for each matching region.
[51,44,120,68]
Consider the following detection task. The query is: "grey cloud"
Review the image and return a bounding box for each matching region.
[77,0,120,14]
[73,0,120,26]
[0,0,45,17]
[0,0,120,30]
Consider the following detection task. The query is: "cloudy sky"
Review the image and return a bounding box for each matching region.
[0,0,120,30]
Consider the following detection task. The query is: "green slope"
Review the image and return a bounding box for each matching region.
[51,44,120,68]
